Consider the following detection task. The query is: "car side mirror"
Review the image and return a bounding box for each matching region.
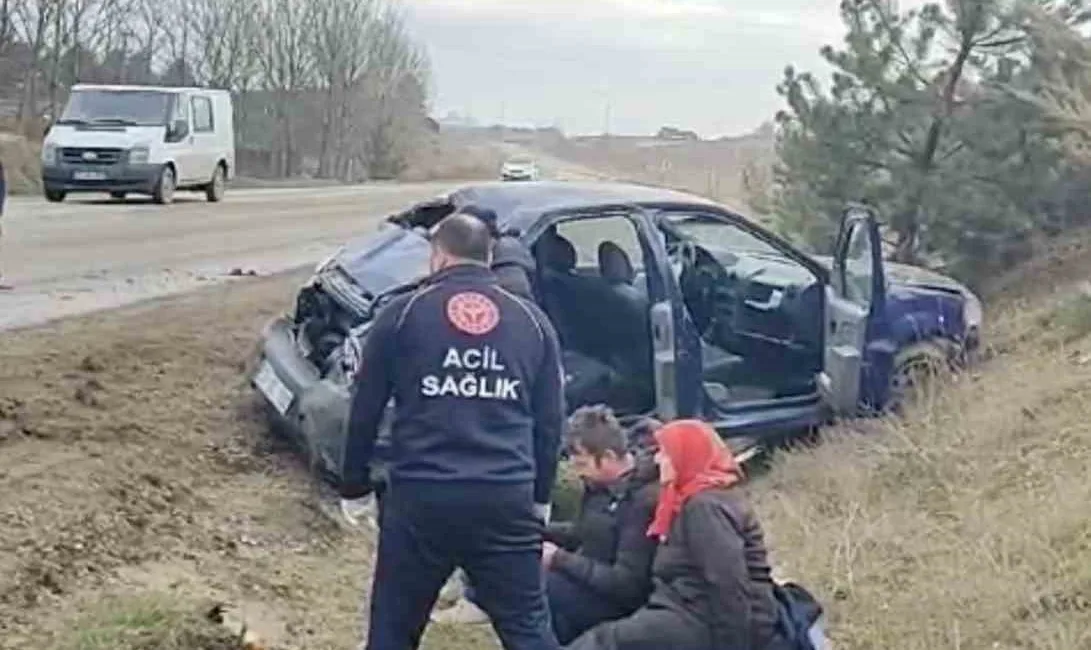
[167,119,189,142]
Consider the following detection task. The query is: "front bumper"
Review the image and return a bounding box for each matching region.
[501,171,536,181]
[42,162,161,193]
[253,316,350,479]
[252,315,392,484]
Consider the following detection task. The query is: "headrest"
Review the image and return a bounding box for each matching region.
[598,241,635,285]
[537,231,577,272]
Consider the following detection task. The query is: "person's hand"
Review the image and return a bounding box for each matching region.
[340,495,377,530]
[533,502,552,524]
[541,541,560,568]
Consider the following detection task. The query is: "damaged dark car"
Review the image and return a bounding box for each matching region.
[251,181,983,482]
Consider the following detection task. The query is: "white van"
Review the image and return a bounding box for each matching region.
[41,84,235,205]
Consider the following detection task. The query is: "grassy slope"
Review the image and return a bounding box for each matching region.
[753,236,1091,649]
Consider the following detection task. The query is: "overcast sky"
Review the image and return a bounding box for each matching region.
[404,0,925,137]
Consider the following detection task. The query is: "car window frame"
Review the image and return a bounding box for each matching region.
[840,220,876,308]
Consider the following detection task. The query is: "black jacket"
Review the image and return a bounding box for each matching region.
[548,454,660,613]
[647,487,785,650]
[340,264,565,504]
[491,235,537,301]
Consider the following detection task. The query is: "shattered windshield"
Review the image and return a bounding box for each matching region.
[662,212,783,258]
[58,90,173,126]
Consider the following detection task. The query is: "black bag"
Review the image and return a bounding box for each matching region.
[772,581,826,650]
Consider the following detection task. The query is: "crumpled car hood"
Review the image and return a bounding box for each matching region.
[328,225,431,298]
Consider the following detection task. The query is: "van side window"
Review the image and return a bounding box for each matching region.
[191,96,214,133]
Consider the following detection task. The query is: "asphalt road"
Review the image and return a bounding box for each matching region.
[0,147,609,331]
[0,182,469,330]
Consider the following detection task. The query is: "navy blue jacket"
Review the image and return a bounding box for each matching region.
[341,263,565,504]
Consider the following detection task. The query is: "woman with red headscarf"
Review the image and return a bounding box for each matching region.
[564,419,792,650]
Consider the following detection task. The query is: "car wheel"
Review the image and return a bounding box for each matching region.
[152,165,176,205]
[887,341,950,413]
[205,164,226,203]
[44,188,66,203]
[110,191,127,201]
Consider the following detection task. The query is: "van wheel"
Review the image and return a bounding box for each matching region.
[887,341,951,413]
[44,188,66,203]
[110,191,127,201]
[205,164,225,202]
[152,165,176,205]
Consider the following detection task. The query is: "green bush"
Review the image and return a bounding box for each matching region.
[550,461,584,522]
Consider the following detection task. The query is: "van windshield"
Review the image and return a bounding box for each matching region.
[58,90,172,126]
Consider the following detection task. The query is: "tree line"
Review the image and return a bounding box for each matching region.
[0,0,431,180]
[768,0,1091,286]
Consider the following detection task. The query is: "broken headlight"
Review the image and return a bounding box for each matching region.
[339,322,372,383]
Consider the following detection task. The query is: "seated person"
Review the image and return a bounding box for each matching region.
[433,406,661,645]
[565,420,794,650]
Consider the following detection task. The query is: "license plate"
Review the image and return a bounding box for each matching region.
[73,170,107,181]
[254,360,294,415]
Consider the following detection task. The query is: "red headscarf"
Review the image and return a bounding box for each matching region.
[647,419,742,540]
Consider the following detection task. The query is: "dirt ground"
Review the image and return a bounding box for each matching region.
[0,271,495,650]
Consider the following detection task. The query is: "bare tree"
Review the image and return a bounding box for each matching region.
[254,0,315,175]
[0,0,433,179]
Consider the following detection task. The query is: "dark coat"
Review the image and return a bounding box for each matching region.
[548,454,660,614]
[491,235,537,301]
[341,264,565,505]
[565,486,790,650]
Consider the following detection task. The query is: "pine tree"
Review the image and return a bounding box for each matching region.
[773,0,1082,279]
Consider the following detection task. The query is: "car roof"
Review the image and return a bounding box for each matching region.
[449,180,727,232]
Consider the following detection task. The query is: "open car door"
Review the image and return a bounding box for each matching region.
[821,204,885,415]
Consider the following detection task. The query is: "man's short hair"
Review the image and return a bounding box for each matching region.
[566,404,628,460]
[431,213,493,263]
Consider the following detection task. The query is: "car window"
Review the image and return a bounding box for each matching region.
[842,221,875,306]
[191,96,214,133]
[555,214,645,273]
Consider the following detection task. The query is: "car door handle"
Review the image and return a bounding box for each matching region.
[744,293,782,311]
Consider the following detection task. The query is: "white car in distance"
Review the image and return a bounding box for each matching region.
[500,156,540,181]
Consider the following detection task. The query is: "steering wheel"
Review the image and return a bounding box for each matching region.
[668,240,737,339]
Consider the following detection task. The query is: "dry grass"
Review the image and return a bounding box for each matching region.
[538,131,775,214]
[753,248,1091,649]
[56,595,240,650]
[0,131,43,194]
[397,133,507,183]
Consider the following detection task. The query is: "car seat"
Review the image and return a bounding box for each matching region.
[595,242,653,376]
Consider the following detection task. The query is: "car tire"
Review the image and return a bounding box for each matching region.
[110,191,127,201]
[152,165,176,205]
[205,164,226,203]
[887,340,951,413]
[44,188,66,203]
